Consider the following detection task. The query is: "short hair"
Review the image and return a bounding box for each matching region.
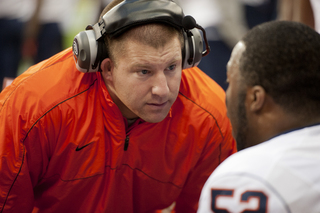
[240,21,320,117]
[99,0,184,63]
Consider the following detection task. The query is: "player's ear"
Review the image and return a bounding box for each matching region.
[248,85,266,112]
[101,58,114,81]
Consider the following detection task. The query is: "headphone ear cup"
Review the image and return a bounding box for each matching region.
[182,29,204,69]
[190,28,203,67]
[95,39,109,71]
[72,30,99,73]
[182,31,190,69]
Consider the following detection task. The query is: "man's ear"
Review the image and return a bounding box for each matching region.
[100,58,114,81]
[247,85,266,112]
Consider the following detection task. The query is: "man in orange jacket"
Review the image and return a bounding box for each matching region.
[0,0,236,212]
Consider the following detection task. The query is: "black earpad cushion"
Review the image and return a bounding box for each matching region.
[94,39,109,71]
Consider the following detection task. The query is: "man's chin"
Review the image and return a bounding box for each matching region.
[141,111,170,123]
[144,116,167,123]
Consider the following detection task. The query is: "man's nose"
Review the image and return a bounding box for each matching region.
[151,72,169,97]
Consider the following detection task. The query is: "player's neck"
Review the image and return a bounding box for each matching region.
[257,112,320,143]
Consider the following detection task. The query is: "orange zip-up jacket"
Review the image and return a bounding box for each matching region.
[0,48,236,213]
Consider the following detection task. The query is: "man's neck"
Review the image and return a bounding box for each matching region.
[127,117,138,127]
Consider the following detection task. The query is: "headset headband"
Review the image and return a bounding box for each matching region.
[92,0,184,40]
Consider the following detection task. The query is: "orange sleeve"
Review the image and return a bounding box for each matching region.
[0,77,50,212]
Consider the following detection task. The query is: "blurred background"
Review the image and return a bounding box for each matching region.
[0,0,318,91]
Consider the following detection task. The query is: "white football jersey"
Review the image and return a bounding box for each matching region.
[198,124,320,213]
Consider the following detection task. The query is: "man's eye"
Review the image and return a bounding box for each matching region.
[140,70,149,75]
[168,64,176,71]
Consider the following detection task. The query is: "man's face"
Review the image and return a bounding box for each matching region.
[103,36,182,123]
[226,42,248,151]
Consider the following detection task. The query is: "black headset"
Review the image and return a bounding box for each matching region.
[72,0,210,73]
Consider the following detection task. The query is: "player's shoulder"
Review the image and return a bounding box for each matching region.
[199,129,320,213]
[209,137,286,181]
[210,125,320,183]
[198,141,289,213]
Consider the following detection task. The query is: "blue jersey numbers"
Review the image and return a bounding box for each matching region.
[211,189,268,213]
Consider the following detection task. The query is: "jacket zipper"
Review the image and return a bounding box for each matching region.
[124,136,129,151]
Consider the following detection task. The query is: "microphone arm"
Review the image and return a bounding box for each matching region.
[196,24,210,57]
[182,15,211,57]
